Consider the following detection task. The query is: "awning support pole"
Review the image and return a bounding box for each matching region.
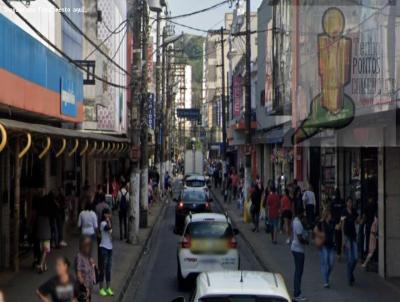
[18,133,31,159]
[0,123,8,153]
[38,136,51,159]
[56,138,67,158]
[68,139,79,157]
[12,138,21,271]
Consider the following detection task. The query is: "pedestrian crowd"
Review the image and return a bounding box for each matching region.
[212,162,379,302]
[23,169,161,302]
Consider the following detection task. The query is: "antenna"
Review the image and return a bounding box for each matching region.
[240,270,243,283]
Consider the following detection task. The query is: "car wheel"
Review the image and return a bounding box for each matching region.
[177,262,187,290]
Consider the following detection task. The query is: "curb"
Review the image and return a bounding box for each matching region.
[211,189,270,272]
[116,201,168,302]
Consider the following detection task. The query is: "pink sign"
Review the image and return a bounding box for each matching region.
[233,75,242,118]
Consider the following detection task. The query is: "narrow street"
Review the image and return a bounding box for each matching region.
[122,181,265,302]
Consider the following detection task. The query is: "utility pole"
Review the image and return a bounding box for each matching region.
[128,0,142,243]
[140,0,149,226]
[244,0,252,198]
[220,26,227,175]
[160,27,166,187]
[154,10,161,171]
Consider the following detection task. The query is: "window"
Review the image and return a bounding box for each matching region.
[200,296,288,302]
[182,190,206,203]
[186,222,233,239]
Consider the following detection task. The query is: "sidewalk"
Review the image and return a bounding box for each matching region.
[212,188,400,302]
[0,201,165,302]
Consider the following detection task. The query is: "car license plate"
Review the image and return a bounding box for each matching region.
[200,258,218,264]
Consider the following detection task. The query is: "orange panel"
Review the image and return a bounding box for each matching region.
[0,68,83,122]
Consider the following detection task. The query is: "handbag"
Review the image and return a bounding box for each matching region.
[265,218,273,234]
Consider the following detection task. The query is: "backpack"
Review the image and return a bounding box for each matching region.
[119,190,128,211]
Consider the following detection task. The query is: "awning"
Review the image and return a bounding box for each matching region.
[252,124,292,145]
[0,119,128,143]
[0,118,129,157]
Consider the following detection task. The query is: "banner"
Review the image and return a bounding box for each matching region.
[233,75,242,118]
[292,1,397,146]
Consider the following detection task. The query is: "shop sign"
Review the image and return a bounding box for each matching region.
[233,75,242,118]
[61,77,77,117]
[292,3,397,146]
[148,93,155,129]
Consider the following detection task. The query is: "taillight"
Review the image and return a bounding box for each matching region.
[228,237,237,249]
[178,202,184,209]
[181,236,192,248]
[205,202,210,209]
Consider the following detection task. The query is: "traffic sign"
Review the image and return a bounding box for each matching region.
[177,108,200,120]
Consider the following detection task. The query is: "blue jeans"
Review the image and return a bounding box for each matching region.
[345,238,358,283]
[320,246,335,284]
[99,247,113,283]
[292,251,305,297]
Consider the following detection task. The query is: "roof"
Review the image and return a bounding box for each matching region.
[186,175,206,181]
[196,271,291,301]
[185,213,231,224]
[0,118,129,143]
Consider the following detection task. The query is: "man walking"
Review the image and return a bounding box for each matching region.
[302,185,316,229]
[250,182,262,232]
[117,183,129,241]
[267,186,281,244]
[291,207,309,301]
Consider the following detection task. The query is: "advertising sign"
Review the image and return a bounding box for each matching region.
[148,93,155,129]
[233,75,242,118]
[292,1,397,146]
[60,77,77,117]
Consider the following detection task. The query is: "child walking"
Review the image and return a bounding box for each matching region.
[99,208,114,297]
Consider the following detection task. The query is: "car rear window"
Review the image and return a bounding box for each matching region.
[186,179,206,187]
[185,221,233,239]
[200,297,288,302]
[182,190,206,203]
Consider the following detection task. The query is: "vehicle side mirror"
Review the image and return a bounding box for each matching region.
[171,297,185,302]
[233,228,240,235]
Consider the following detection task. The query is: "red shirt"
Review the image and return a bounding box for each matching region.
[267,193,281,219]
[281,195,292,211]
[231,174,239,187]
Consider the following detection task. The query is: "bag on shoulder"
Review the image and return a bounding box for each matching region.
[313,223,326,249]
[265,218,273,234]
[119,191,129,211]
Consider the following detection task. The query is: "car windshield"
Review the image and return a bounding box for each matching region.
[200,297,288,302]
[186,179,206,187]
[186,221,233,239]
[182,190,206,203]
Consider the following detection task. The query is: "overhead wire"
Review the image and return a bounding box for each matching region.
[84,20,128,60]
[161,0,230,20]
[1,0,127,89]
[46,0,130,76]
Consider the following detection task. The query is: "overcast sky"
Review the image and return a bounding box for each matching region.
[168,0,263,35]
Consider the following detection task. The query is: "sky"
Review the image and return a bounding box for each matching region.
[168,0,263,36]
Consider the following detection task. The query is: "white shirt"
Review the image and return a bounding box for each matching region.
[100,221,113,250]
[291,217,305,253]
[117,188,130,203]
[302,190,316,206]
[78,210,98,236]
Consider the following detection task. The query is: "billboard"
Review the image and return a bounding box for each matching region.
[292,1,398,146]
[61,77,77,117]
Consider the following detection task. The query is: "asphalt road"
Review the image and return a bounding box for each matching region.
[122,181,265,302]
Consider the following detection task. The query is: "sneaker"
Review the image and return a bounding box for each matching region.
[106,288,114,296]
[293,295,307,301]
[99,288,108,297]
[323,283,330,288]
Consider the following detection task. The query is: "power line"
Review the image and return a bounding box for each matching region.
[84,21,127,60]
[46,0,130,76]
[1,0,127,89]
[162,0,230,20]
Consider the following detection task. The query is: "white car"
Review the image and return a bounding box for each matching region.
[172,271,292,302]
[177,213,240,289]
[184,175,210,198]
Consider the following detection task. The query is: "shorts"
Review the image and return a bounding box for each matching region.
[281,210,293,220]
[40,240,51,253]
[269,218,280,230]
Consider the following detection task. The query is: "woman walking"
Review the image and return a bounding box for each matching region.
[37,256,78,302]
[98,208,114,297]
[341,197,361,286]
[281,189,293,244]
[77,203,98,249]
[75,236,96,302]
[314,210,336,288]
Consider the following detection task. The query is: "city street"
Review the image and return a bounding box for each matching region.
[122,181,264,302]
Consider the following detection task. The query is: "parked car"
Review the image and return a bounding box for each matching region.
[171,271,291,302]
[174,188,212,234]
[177,213,239,289]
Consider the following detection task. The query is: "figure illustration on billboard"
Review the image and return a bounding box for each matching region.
[293,7,355,144]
